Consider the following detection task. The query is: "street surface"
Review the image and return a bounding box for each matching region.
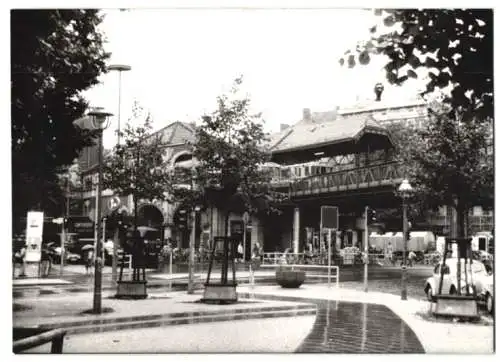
[13,263,436,300]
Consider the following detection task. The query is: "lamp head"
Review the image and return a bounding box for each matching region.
[108,64,132,72]
[398,179,413,196]
[88,109,113,130]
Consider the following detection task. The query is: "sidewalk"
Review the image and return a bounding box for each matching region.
[13,282,494,353]
[14,289,315,329]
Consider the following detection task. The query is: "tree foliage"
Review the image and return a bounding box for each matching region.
[341,9,493,119]
[103,102,172,228]
[11,9,109,221]
[387,104,493,236]
[172,77,286,237]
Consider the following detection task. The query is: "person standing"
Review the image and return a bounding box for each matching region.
[387,242,394,266]
[14,245,27,277]
[40,245,52,277]
[408,250,416,267]
[237,242,244,262]
[85,249,94,275]
[252,242,260,260]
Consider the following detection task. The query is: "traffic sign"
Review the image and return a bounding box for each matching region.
[108,196,121,211]
[321,206,338,230]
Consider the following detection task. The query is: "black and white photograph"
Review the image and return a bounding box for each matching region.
[9,1,495,354]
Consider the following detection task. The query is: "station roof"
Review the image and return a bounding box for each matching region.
[268,114,394,164]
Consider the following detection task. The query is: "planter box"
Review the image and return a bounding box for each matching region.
[275,270,306,288]
[432,294,479,318]
[201,283,238,304]
[115,280,148,299]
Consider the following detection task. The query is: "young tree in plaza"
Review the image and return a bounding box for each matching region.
[103,102,172,229]
[11,10,109,224]
[173,77,286,241]
[340,9,493,119]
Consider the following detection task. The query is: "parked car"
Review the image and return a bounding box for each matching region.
[477,274,494,315]
[424,258,489,301]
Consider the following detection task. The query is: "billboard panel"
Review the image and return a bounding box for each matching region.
[25,211,44,262]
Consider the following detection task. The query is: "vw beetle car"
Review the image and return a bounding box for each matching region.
[424,258,489,301]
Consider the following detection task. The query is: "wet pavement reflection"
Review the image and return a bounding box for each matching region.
[295,299,424,353]
[238,293,424,353]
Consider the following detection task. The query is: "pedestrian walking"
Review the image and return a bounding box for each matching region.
[39,245,52,277]
[85,249,94,275]
[387,242,394,266]
[408,250,416,267]
[237,242,244,262]
[14,245,27,277]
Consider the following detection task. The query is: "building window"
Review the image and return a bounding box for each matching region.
[472,206,483,216]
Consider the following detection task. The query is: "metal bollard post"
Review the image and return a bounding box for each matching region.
[169,250,173,291]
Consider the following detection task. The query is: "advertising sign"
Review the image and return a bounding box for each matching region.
[25,211,44,262]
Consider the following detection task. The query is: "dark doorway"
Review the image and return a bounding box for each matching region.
[244,226,252,261]
[230,220,243,258]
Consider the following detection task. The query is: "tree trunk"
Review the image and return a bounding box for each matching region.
[224,210,230,239]
[112,227,119,282]
[456,203,466,239]
[455,202,466,295]
[133,194,138,230]
[221,210,230,284]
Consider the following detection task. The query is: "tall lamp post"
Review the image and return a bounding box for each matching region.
[188,205,201,294]
[108,64,130,283]
[74,108,113,314]
[398,179,413,301]
[108,64,131,146]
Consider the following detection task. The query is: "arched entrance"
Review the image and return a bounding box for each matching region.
[137,204,164,239]
[172,151,193,166]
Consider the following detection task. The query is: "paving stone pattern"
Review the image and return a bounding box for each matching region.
[239,293,424,353]
[296,300,424,353]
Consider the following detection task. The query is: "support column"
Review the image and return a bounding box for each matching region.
[293,207,300,253]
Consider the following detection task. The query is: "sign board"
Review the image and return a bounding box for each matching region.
[321,206,339,230]
[25,211,44,262]
[108,196,121,211]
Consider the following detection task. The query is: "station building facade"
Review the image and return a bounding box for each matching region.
[73,93,493,256]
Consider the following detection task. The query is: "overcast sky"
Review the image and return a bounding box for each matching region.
[82,6,428,149]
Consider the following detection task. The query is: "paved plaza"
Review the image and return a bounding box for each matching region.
[13,280,494,353]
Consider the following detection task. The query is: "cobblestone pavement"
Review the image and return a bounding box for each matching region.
[239,285,494,353]
[296,300,423,353]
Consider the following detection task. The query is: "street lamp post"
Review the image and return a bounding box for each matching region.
[74,108,113,313]
[108,64,130,284]
[108,64,131,147]
[188,205,201,294]
[398,179,413,301]
[364,206,369,293]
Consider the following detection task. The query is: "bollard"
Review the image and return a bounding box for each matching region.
[169,250,173,291]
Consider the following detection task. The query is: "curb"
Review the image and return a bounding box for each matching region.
[17,303,317,336]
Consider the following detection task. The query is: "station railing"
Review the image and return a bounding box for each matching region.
[289,161,403,197]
